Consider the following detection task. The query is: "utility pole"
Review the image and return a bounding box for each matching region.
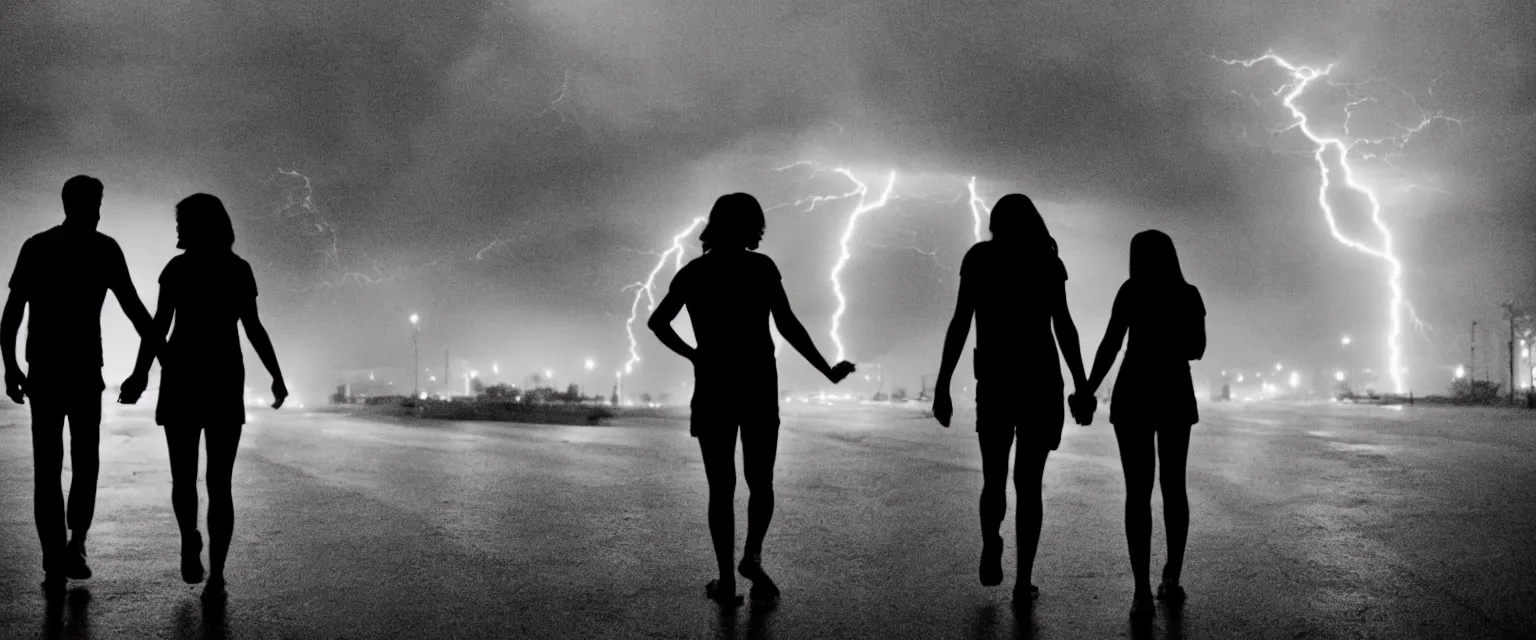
[445,349,451,399]
[1470,321,1477,384]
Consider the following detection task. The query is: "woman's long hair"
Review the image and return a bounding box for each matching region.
[989,193,1058,256]
[175,193,236,252]
[698,192,766,253]
[1128,230,1185,285]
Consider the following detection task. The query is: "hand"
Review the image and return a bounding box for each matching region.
[5,369,25,405]
[1068,393,1095,426]
[826,361,856,384]
[933,390,953,428]
[271,378,288,409]
[118,373,148,405]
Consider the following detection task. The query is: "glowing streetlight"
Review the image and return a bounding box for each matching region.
[409,313,421,399]
[1275,363,1283,372]
[1288,371,1300,388]
[1454,365,1466,380]
[1236,374,1245,383]
[582,358,595,400]
[1341,335,1352,346]
[1335,370,1345,382]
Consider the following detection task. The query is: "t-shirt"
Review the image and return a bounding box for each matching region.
[669,249,781,377]
[159,252,258,376]
[1113,280,1206,365]
[959,240,1068,385]
[7,226,134,367]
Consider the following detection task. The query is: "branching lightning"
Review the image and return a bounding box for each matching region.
[622,217,707,374]
[827,169,898,363]
[1222,51,1457,393]
[966,176,989,243]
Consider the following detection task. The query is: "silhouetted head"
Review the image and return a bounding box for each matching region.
[989,193,1057,255]
[1129,230,1185,284]
[61,175,104,229]
[175,193,236,252]
[699,192,766,253]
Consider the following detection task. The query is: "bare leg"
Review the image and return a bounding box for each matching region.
[738,424,780,596]
[1113,423,1156,597]
[164,425,204,583]
[697,429,741,605]
[204,425,242,583]
[1013,447,1050,589]
[1157,424,1192,588]
[976,428,1014,586]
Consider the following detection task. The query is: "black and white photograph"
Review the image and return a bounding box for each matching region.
[1,0,1534,637]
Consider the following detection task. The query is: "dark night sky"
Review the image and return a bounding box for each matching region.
[2,0,1533,400]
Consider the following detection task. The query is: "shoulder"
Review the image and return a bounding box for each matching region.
[960,241,991,276]
[159,254,188,282]
[749,251,780,279]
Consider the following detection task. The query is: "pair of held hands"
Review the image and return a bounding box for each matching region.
[3,368,287,409]
[930,388,1099,428]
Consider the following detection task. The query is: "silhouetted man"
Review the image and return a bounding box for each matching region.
[2,175,160,596]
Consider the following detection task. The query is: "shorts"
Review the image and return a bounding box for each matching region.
[974,379,1066,450]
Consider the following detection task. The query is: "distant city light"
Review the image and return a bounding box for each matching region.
[1341,335,1352,346]
[1237,374,1245,383]
[1454,365,1466,379]
[584,358,595,371]
[409,313,419,325]
[1275,363,1283,371]
[1335,371,1346,382]
[1288,371,1300,388]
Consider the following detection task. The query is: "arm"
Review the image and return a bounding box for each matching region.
[2,293,26,403]
[931,276,976,427]
[1051,280,1088,391]
[1084,302,1129,396]
[646,288,697,363]
[240,297,286,408]
[768,281,846,381]
[119,290,172,403]
[934,276,975,397]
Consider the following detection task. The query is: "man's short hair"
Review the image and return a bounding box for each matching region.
[62,175,104,217]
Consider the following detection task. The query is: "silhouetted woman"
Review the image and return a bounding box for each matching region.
[122,193,286,601]
[1081,230,1205,620]
[932,194,1088,604]
[649,193,854,606]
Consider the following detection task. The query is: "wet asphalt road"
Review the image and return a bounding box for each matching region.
[2,399,1534,639]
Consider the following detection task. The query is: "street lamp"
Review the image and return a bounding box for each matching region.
[1341,335,1355,395]
[409,313,420,399]
[583,358,595,401]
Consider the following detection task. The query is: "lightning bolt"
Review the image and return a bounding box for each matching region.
[966,176,989,243]
[827,169,898,363]
[622,217,707,374]
[1222,51,1455,393]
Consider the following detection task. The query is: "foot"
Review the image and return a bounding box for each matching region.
[1012,583,1038,602]
[1156,581,1185,605]
[1130,591,1155,619]
[979,536,1003,586]
[704,579,744,607]
[181,532,205,584]
[41,573,67,599]
[65,537,92,580]
[201,576,226,603]
[737,555,780,599]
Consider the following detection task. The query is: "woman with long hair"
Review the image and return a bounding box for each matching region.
[120,193,286,601]
[1079,230,1205,619]
[648,193,854,606]
[932,193,1088,604]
